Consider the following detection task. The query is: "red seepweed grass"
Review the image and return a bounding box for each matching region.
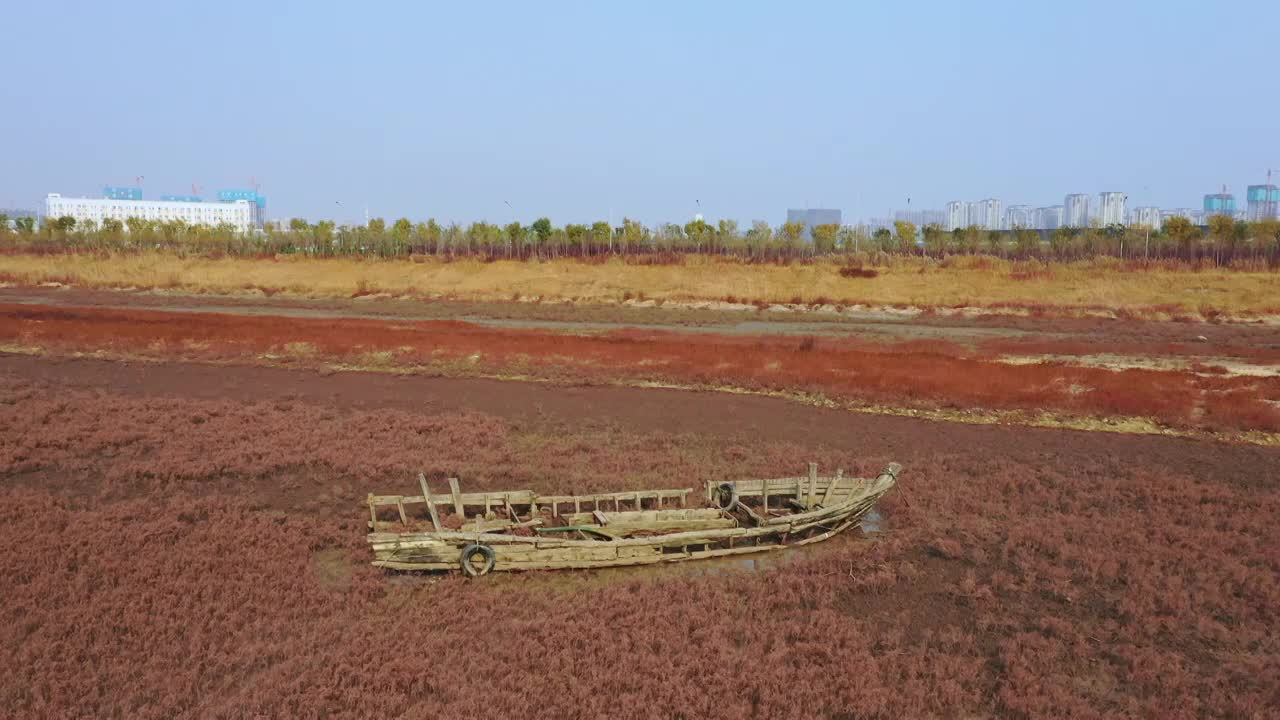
[2,303,1278,433]
[0,363,1278,718]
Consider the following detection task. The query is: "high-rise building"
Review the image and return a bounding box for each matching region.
[1129,206,1163,229]
[967,199,1002,230]
[1063,194,1091,227]
[1203,191,1236,217]
[1098,192,1127,226]
[1246,184,1279,221]
[1033,206,1064,230]
[1003,205,1033,230]
[785,208,842,241]
[945,201,968,231]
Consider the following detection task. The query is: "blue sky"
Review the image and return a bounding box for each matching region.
[2,0,1275,226]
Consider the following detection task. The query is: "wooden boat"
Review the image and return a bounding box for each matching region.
[366,462,900,576]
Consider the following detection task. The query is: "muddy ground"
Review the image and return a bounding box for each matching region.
[7,286,1278,352]
[1,353,1277,718]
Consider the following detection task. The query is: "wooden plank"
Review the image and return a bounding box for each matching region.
[592,510,608,526]
[807,462,818,508]
[449,478,464,517]
[761,478,770,510]
[367,495,377,527]
[419,474,443,529]
[821,469,842,507]
[396,499,408,525]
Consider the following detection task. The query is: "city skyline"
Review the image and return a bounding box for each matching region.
[3,2,1278,226]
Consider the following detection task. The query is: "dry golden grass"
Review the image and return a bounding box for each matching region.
[2,252,1278,316]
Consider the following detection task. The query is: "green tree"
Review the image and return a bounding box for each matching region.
[892,220,917,254]
[503,221,524,257]
[811,223,839,254]
[921,223,946,257]
[779,221,807,255]
[746,220,773,257]
[836,225,862,253]
[620,218,647,254]
[1206,214,1235,264]
[367,217,386,234]
[531,217,552,242]
[1163,216,1194,260]
[1013,227,1039,258]
[590,220,613,255]
[684,218,713,252]
[1253,218,1280,263]
[872,227,893,252]
[716,219,740,254]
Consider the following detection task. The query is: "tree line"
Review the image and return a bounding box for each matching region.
[4,212,1279,266]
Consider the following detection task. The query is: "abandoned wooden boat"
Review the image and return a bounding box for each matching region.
[366,462,900,576]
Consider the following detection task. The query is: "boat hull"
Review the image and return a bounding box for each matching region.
[367,465,898,574]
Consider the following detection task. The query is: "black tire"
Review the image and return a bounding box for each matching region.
[714,482,739,511]
[459,544,496,577]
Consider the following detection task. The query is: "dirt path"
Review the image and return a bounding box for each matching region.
[9,353,1272,485]
[9,285,1277,351]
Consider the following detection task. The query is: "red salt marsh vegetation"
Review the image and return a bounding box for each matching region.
[0,357,1277,718]
[2,303,1278,434]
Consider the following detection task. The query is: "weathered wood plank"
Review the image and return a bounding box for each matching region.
[806,463,819,507]
[820,469,842,507]
[448,478,464,517]
[419,474,443,529]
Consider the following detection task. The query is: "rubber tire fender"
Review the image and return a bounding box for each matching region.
[459,544,496,577]
[714,482,739,511]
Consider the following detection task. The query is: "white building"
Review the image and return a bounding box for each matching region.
[1033,206,1064,230]
[45,194,257,233]
[1129,206,1163,229]
[1063,193,1091,227]
[1098,192,1127,226]
[1162,208,1200,225]
[1003,205,1033,230]
[945,201,968,231]
[969,198,1002,230]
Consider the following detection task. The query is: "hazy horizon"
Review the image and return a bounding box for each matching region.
[3,0,1276,226]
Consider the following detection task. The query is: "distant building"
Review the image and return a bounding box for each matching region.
[968,199,1002,230]
[1003,205,1033,229]
[893,208,945,228]
[864,217,894,233]
[1033,206,1064,230]
[216,189,268,229]
[1203,191,1236,217]
[1129,206,1163,229]
[1161,208,1204,226]
[1098,192,1127,226]
[46,192,258,232]
[945,201,968,231]
[1246,184,1279,221]
[103,186,143,201]
[1063,193,1091,227]
[785,208,842,241]
[0,208,38,229]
